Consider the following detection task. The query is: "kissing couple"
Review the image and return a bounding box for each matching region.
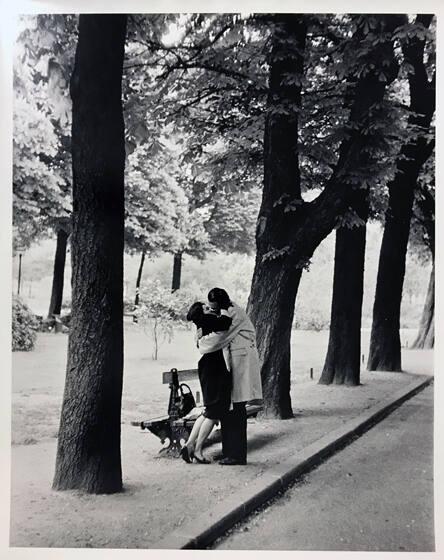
[180,287,263,465]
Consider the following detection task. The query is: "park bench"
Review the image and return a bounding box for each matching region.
[131,368,263,457]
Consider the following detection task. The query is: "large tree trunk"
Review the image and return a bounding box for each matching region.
[368,15,434,372]
[134,250,146,307]
[171,251,182,292]
[367,184,415,371]
[250,263,303,418]
[248,15,307,418]
[48,228,69,318]
[319,222,367,386]
[53,15,127,494]
[412,262,434,349]
[248,15,402,417]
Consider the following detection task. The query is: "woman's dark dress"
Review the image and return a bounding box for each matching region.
[197,314,232,420]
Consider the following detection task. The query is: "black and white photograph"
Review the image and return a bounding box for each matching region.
[1,0,441,554]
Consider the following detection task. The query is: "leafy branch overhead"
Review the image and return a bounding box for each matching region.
[14,13,434,262]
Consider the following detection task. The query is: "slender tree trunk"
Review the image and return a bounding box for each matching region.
[412,262,434,349]
[368,15,435,372]
[17,253,22,296]
[248,15,402,417]
[48,228,69,318]
[152,318,159,360]
[319,222,367,386]
[53,15,127,494]
[171,251,182,292]
[134,250,146,307]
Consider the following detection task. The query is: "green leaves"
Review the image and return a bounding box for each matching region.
[335,208,367,229]
[13,12,435,264]
[13,91,70,239]
[125,138,188,255]
[261,245,291,263]
[13,15,76,250]
[12,296,38,352]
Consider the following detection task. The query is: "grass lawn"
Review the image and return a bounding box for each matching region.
[12,318,421,445]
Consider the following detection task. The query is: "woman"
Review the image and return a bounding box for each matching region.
[180,301,232,464]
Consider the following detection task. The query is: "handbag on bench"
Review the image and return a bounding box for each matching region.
[177,383,196,417]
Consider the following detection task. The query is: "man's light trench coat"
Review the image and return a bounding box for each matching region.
[198,304,263,403]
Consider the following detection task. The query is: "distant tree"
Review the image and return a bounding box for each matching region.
[12,87,68,241]
[410,157,434,349]
[319,213,369,386]
[319,48,409,386]
[165,134,260,292]
[53,14,127,494]
[368,15,435,371]
[47,220,71,318]
[13,15,76,317]
[172,137,260,290]
[412,261,434,348]
[128,14,265,290]
[205,188,260,254]
[124,137,188,305]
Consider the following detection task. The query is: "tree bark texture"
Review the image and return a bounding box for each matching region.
[134,250,146,307]
[48,228,69,318]
[171,251,182,292]
[412,262,434,349]
[319,191,368,385]
[53,14,127,494]
[368,15,435,372]
[248,15,402,417]
[247,15,307,418]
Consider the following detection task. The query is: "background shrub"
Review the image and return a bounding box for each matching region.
[134,280,199,359]
[12,295,38,351]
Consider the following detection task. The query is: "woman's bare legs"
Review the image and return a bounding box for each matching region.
[184,413,205,454]
[194,417,217,460]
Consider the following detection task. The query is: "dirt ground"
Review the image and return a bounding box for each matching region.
[9,347,433,549]
[11,324,421,445]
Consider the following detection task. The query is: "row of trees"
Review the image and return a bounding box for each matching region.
[13,13,434,493]
[144,13,434,414]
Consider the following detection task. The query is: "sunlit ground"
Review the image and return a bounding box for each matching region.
[12,319,425,445]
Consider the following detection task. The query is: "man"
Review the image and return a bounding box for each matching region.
[198,288,263,465]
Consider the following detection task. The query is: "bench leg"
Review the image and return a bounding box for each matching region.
[141,420,193,458]
[146,423,172,446]
[157,425,191,457]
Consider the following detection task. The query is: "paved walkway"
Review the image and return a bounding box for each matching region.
[214,385,434,551]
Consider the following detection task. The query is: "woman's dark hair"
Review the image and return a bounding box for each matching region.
[207,288,232,310]
[186,301,204,323]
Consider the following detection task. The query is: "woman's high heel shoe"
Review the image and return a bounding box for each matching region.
[193,454,210,464]
[179,445,193,464]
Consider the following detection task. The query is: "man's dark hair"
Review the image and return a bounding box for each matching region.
[186,301,204,323]
[208,288,232,310]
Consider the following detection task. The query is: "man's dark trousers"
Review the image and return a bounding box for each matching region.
[221,402,247,463]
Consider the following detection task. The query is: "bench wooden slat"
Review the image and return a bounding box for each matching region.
[162,369,199,384]
[171,403,263,429]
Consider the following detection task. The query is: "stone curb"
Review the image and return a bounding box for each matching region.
[153,375,433,550]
